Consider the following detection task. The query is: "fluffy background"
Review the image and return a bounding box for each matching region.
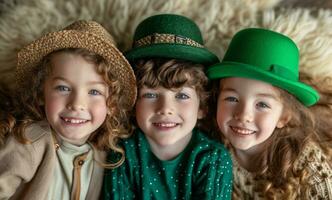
[1,0,332,129]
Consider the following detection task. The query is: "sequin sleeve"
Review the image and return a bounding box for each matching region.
[192,140,233,200]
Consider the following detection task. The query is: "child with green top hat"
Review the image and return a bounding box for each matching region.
[207,28,332,199]
[102,14,233,199]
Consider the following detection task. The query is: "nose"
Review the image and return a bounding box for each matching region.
[234,103,253,123]
[156,96,174,115]
[66,92,86,111]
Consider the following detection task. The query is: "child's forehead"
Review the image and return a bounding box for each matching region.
[50,51,88,62]
[49,53,97,71]
[219,77,282,96]
[140,85,195,92]
[46,53,106,83]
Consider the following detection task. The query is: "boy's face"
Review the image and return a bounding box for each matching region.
[216,77,289,155]
[136,86,203,152]
[43,53,109,145]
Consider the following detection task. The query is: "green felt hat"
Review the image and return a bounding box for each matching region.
[125,14,219,65]
[207,28,319,106]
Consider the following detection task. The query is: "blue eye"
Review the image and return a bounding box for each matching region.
[55,85,70,92]
[142,93,157,99]
[89,89,102,96]
[224,96,238,102]
[257,102,270,109]
[175,92,189,100]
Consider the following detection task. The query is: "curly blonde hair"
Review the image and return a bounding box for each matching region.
[208,79,332,200]
[0,48,132,168]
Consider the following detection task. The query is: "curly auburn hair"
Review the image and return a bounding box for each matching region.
[0,48,132,168]
[133,58,209,129]
[207,79,332,200]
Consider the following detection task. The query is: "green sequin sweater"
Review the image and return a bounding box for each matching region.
[102,129,233,200]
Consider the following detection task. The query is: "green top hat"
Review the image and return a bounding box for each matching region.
[125,14,219,66]
[207,28,319,106]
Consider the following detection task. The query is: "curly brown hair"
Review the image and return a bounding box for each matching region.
[208,79,332,199]
[134,59,208,105]
[0,48,132,168]
[133,58,209,129]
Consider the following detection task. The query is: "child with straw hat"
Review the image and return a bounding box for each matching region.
[0,20,136,199]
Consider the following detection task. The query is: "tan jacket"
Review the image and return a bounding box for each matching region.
[0,121,105,200]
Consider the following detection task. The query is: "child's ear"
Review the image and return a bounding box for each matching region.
[276,111,291,128]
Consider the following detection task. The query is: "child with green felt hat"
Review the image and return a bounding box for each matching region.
[125,13,219,65]
[102,14,233,200]
[207,28,332,199]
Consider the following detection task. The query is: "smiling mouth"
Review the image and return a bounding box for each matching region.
[230,126,255,135]
[61,117,89,124]
[153,122,179,128]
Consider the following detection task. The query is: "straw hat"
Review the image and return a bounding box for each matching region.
[207,28,319,106]
[16,20,137,109]
[125,14,219,66]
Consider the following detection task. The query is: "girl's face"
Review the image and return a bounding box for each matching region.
[43,53,109,145]
[216,77,289,155]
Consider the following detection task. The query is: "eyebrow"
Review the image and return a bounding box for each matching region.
[221,87,280,101]
[220,87,236,92]
[256,93,280,101]
[51,76,107,86]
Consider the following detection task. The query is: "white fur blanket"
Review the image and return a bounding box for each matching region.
[0,0,332,105]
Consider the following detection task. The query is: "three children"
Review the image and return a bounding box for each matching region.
[1,12,330,200]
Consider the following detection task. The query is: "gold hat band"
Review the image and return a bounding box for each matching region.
[133,33,204,48]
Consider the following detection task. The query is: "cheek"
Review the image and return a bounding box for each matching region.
[216,102,229,126]
[182,102,200,117]
[90,100,108,121]
[135,100,144,112]
[135,101,149,123]
[44,85,63,113]
[257,113,280,133]
[44,95,63,116]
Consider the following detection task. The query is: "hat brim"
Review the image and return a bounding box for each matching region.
[124,43,219,66]
[17,29,137,109]
[207,62,319,106]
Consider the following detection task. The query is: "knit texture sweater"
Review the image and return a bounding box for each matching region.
[232,141,332,199]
